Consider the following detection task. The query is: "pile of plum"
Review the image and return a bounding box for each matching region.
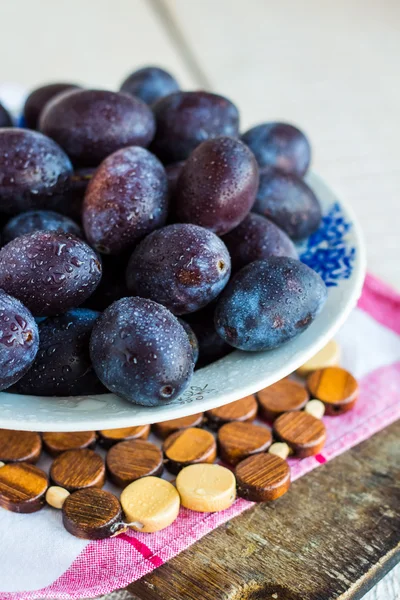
[0,67,327,407]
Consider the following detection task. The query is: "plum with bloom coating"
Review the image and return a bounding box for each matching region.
[215,257,327,351]
[120,66,179,105]
[151,91,239,163]
[241,122,311,177]
[222,212,298,272]
[90,297,194,406]
[0,290,39,390]
[2,210,82,244]
[126,224,231,314]
[175,137,259,236]
[13,309,105,396]
[83,146,168,255]
[0,231,102,316]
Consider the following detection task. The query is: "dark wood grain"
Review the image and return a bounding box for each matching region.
[163,427,217,474]
[152,414,204,439]
[106,439,163,487]
[63,488,123,540]
[235,453,290,501]
[217,422,272,466]
[43,431,96,456]
[273,411,326,457]
[206,396,258,429]
[257,379,309,420]
[307,366,358,415]
[0,463,48,513]
[50,449,105,491]
[0,429,42,463]
[98,426,150,448]
[127,420,400,600]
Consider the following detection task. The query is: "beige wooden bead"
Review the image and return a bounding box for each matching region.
[304,399,326,419]
[296,340,340,376]
[0,461,5,468]
[120,476,180,533]
[268,442,291,460]
[46,486,70,509]
[176,463,236,513]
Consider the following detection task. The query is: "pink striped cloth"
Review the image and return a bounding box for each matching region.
[1,273,400,599]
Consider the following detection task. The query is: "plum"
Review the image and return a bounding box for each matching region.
[90,297,194,406]
[215,257,327,351]
[23,83,80,129]
[0,231,102,316]
[0,290,39,390]
[2,210,82,244]
[120,66,179,105]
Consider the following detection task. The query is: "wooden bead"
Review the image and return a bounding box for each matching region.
[0,463,48,513]
[152,413,204,439]
[43,431,96,456]
[163,428,217,474]
[63,488,123,539]
[206,395,258,429]
[273,412,326,457]
[268,442,291,460]
[297,339,340,376]
[304,399,325,419]
[257,379,309,421]
[46,485,70,509]
[98,425,150,448]
[176,464,236,512]
[0,429,42,464]
[106,440,163,487]
[217,422,272,466]
[121,476,180,532]
[235,453,291,502]
[50,449,105,492]
[307,367,358,415]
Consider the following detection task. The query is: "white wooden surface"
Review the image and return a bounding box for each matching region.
[0,0,398,597]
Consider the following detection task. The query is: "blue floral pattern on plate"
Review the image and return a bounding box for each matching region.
[299,202,356,287]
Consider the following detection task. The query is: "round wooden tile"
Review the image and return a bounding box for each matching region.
[121,476,180,533]
[106,439,163,487]
[63,488,123,539]
[257,379,309,421]
[0,463,48,513]
[0,430,42,464]
[152,414,204,439]
[297,339,340,376]
[163,428,217,474]
[176,463,236,512]
[205,395,258,429]
[306,366,358,415]
[98,426,150,448]
[273,412,327,457]
[235,453,291,502]
[217,422,272,466]
[50,449,105,492]
[43,431,96,456]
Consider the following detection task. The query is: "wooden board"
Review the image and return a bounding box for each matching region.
[126,420,400,600]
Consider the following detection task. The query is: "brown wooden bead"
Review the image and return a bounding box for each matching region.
[0,429,42,464]
[218,422,272,466]
[205,395,258,429]
[273,412,327,457]
[43,431,96,456]
[257,379,309,421]
[0,463,48,513]
[106,439,163,487]
[62,488,123,539]
[163,428,217,474]
[152,414,204,439]
[98,425,150,448]
[50,449,105,492]
[235,453,291,502]
[307,366,359,415]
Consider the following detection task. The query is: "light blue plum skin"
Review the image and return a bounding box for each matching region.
[215,257,327,351]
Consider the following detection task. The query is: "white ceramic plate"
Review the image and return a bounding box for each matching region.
[0,173,366,431]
